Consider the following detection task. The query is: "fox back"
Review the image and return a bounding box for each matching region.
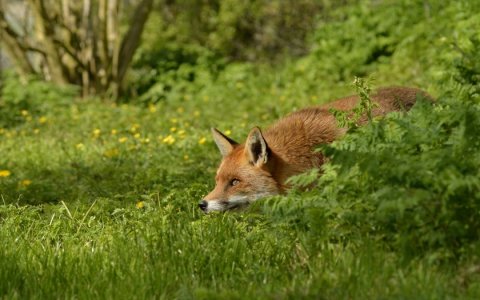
[199,87,432,213]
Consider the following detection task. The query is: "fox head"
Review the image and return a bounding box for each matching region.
[199,127,280,213]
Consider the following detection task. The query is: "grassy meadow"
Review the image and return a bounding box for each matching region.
[1,0,480,298]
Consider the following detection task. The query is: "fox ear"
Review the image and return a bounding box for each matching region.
[245,127,268,166]
[211,128,238,157]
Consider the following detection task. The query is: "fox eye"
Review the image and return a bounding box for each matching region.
[230,179,240,186]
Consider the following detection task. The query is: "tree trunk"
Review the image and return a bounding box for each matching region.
[1,0,155,98]
[116,0,154,94]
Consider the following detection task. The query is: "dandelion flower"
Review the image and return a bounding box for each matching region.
[134,133,141,139]
[224,130,232,136]
[20,179,32,187]
[162,135,176,145]
[178,130,186,139]
[130,124,140,133]
[183,155,189,161]
[136,201,145,209]
[21,110,29,116]
[0,170,11,177]
[198,137,207,145]
[111,129,117,135]
[118,137,128,143]
[76,143,85,150]
[93,129,101,138]
[104,148,119,158]
[148,104,157,113]
[39,116,47,124]
[170,127,177,133]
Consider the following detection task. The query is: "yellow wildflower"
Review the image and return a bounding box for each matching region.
[178,130,186,138]
[93,129,101,138]
[20,179,32,187]
[104,148,119,158]
[183,155,189,161]
[136,201,145,209]
[111,129,117,135]
[148,104,157,113]
[162,135,175,145]
[76,143,85,150]
[38,116,48,124]
[193,111,201,117]
[21,110,29,116]
[134,133,141,139]
[118,137,128,143]
[224,130,232,136]
[170,118,178,124]
[142,138,150,144]
[130,124,140,133]
[170,127,177,133]
[198,137,207,145]
[33,128,40,134]
[177,107,185,114]
[0,170,11,177]
[0,128,4,134]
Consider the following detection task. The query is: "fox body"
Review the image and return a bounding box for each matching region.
[200,87,432,213]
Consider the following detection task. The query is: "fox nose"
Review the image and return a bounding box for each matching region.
[198,200,208,211]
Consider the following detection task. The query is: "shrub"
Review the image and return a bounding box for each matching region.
[0,72,78,128]
[261,0,480,261]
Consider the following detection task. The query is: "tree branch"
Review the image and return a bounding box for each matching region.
[117,0,154,84]
[28,0,68,84]
[52,37,88,71]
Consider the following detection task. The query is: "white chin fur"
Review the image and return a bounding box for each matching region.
[204,193,272,213]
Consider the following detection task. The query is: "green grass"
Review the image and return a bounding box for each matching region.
[1,0,480,298]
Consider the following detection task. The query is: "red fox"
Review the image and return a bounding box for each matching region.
[200,87,432,213]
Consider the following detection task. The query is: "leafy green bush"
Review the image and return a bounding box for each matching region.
[0,72,78,128]
[266,29,480,260]
[129,44,225,102]
[256,0,480,261]
[150,0,334,61]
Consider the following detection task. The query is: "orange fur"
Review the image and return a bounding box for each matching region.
[200,87,433,213]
